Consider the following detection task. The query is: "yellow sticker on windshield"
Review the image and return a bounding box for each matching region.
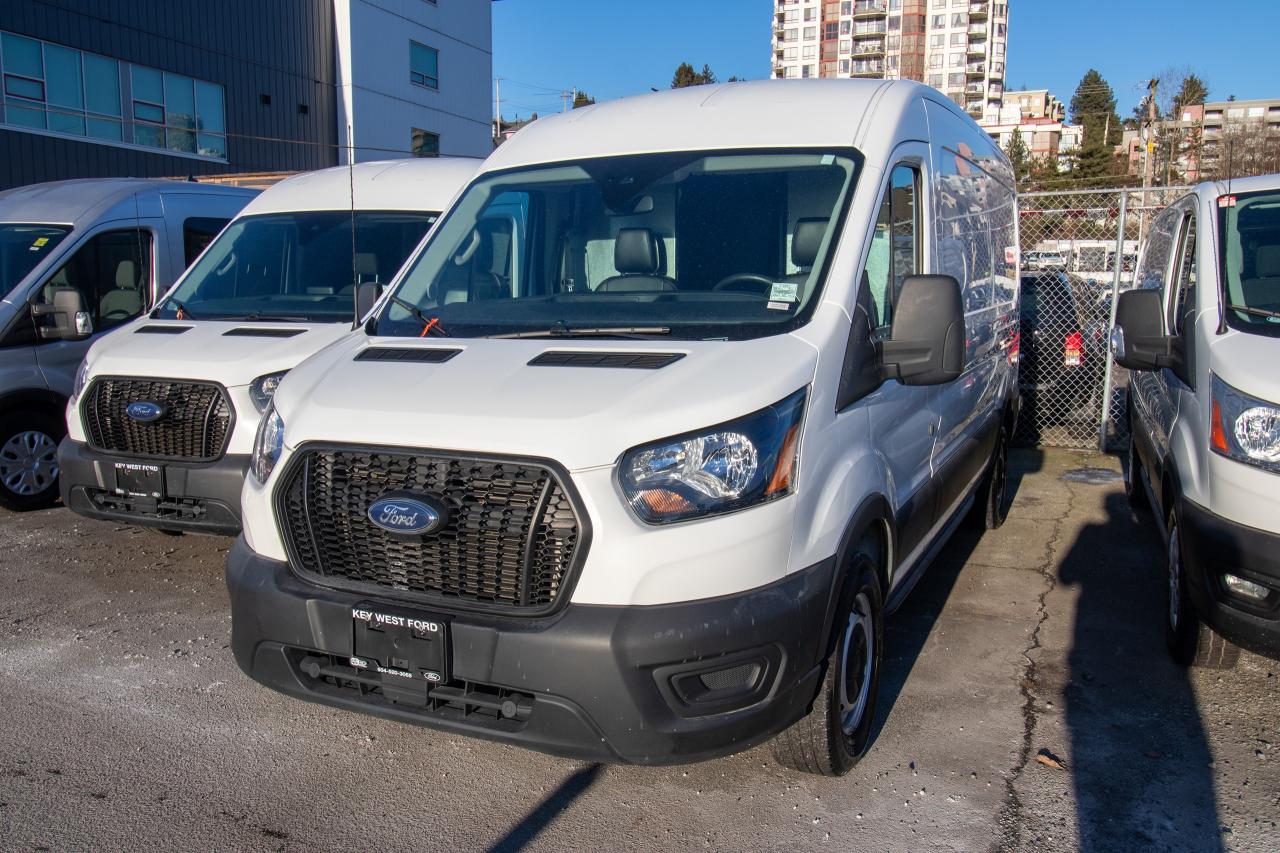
[31,237,49,248]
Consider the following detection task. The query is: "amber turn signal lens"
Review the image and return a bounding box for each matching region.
[636,489,694,515]
[1210,398,1230,454]
[766,423,800,496]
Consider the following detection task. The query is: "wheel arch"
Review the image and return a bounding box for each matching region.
[0,387,67,421]
[817,493,895,662]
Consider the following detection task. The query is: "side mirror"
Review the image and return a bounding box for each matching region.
[32,288,93,341]
[355,281,382,322]
[1111,289,1173,372]
[880,274,965,386]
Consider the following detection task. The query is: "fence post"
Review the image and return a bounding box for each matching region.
[1098,189,1129,451]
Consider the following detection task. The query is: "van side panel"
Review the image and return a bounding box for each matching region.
[923,100,1019,517]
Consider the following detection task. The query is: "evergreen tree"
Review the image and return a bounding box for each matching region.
[671,62,717,88]
[572,90,596,109]
[1069,70,1122,180]
[1004,130,1030,184]
[1170,74,1208,116]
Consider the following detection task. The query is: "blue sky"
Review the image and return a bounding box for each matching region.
[493,0,1280,121]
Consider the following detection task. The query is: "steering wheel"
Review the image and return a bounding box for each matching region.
[712,273,775,296]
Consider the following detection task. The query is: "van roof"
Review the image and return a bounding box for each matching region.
[482,79,964,172]
[1197,173,1280,198]
[0,178,257,227]
[240,157,483,217]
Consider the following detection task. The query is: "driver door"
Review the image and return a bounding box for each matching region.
[32,226,155,397]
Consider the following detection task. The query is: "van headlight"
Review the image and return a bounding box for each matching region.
[1210,374,1280,472]
[249,371,288,414]
[250,404,285,484]
[69,360,91,407]
[619,388,807,523]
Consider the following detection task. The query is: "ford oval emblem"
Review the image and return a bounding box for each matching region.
[125,401,167,423]
[367,494,446,536]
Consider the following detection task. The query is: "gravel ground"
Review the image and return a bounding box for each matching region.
[0,447,1276,852]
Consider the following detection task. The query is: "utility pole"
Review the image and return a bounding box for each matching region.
[494,77,502,142]
[562,90,570,112]
[1140,78,1158,241]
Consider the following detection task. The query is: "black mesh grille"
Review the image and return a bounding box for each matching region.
[279,447,583,611]
[83,378,232,461]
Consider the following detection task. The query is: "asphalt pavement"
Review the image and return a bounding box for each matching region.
[0,448,1276,851]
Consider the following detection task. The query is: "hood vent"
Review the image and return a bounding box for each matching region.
[223,327,306,338]
[529,351,685,370]
[135,325,192,335]
[355,346,462,363]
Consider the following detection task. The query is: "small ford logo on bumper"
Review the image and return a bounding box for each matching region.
[367,494,447,535]
[125,401,167,423]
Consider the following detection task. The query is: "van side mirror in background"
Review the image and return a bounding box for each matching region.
[880,274,965,386]
[1110,289,1175,372]
[32,289,93,341]
[355,281,382,323]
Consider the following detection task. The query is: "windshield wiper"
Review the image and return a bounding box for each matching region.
[1225,303,1280,321]
[388,295,448,337]
[490,325,672,340]
[238,312,311,322]
[155,299,196,320]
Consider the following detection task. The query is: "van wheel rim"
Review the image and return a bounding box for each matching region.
[839,592,874,736]
[1167,524,1181,631]
[0,430,59,496]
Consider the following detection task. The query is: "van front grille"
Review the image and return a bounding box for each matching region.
[277,446,584,613]
[83,378,232,461]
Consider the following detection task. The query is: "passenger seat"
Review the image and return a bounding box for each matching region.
[100,260,143,322]
[596,229,677,292]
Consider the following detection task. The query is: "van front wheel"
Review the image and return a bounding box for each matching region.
[0,410,64,511]
[772,553,883,776]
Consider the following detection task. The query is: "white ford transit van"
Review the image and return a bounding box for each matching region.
[58,158,478,534]
[0,178,256,510]
[1116,174,1280,667]
[227,81,1020,774]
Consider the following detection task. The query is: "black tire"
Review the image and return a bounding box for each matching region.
[772,551,884,776]
[0,409,65,511]
[1165,506,1240,669]
[970,422,1010,530]
[1124,419,1148,512]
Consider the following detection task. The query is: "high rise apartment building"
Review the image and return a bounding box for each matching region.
[770,0,1009,123]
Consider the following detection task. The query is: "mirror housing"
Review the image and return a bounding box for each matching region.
[880,274,965,386]
[32,288,93,341]
[355,281,382,323]
[1111,289,1174,372]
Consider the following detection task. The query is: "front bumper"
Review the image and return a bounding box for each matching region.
[226,536,839,765]
[1179,497,1280,660]
[58,437,247,535]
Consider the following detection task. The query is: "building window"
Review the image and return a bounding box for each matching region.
[411,128,439,157]
[410,41,439,89]
[0,30,223,158]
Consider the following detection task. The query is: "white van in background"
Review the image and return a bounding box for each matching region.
[0,179,257,509]
[227,81,1021,774]
[58,157,479,534]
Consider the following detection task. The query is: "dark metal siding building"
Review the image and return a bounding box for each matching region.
[0,0,340,189]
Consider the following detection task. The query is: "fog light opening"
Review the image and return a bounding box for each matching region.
[1223,573,1269,602]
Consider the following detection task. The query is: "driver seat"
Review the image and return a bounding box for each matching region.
[783,218,828,285]
[596,228,677,292]
[100,259,143,322]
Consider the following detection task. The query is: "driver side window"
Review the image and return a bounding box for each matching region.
[865,165,919,333]
[35,228,153,335]
[1170,212,1196,336]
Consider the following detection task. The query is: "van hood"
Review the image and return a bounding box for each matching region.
[1211,329,1280,404]
[272,333,820,471]
[85,319,355,388]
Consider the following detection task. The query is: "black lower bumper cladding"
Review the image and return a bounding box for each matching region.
[226,536,841,764]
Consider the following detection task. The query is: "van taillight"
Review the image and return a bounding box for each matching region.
[1008,329,1020,365]
[1064,331,1084,367]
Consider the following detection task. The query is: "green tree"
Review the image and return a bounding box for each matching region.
[671,62,717,88]
[1069,69,1122,148]
[572,90,596,109]
[1004,130,1031,184]
[1170,73,1208,116]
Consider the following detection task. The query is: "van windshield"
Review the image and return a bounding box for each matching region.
[377,150,859,340]
[1220,189,1280,337]
[1,224,71,299]
[155,210,437,322]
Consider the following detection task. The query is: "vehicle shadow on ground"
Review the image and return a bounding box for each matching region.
[1057,490,1222,851]
[486,763,603,853]
[871,449,1045,744]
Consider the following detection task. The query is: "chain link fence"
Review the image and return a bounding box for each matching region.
[1014,186,1191,450]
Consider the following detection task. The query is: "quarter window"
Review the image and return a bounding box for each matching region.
[183,217,230,267]
[1171,213,1197,335]
[410,41,439,89]
[411,128,440,157]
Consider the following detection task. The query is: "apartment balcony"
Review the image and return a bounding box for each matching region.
[850,60,886,76]
[965,62,986,77]
[968,24,988,36]
[853,22,888,35]
[968,2,989,18]
[965,83,983,95]
[967,42,988,56]
[852,1,888,17]
[852,40,885,56]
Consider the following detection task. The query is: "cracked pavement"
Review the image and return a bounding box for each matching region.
[0,447,1277,851]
